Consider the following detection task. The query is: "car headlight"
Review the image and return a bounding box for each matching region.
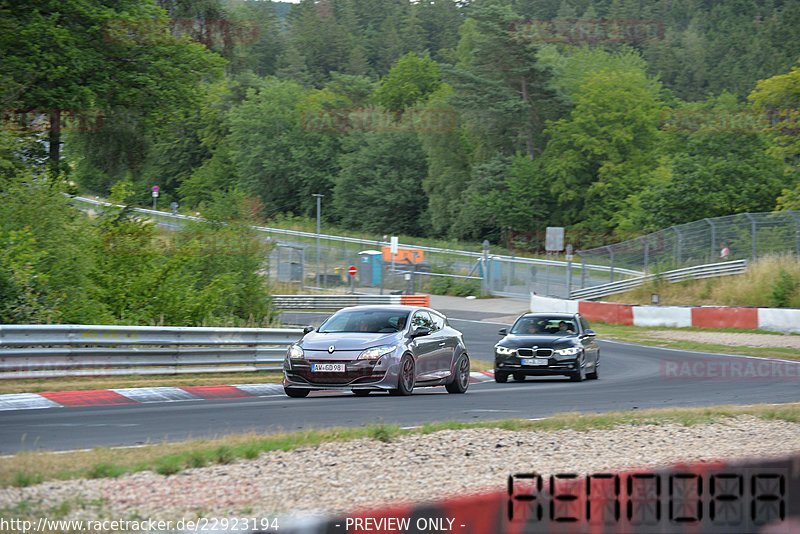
[358,345,397,360]
[495,345,515,356]
[288,344,304,359]
[554,347,580,356]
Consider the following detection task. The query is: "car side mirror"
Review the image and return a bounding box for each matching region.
[583,329,596,337]
[303,325,315,335]
[498,328,507,335]
[409,326,431,338]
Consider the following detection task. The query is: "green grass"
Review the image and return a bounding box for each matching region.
[611,253,800,308]
[593,322,800,360]
[2,403,798,488]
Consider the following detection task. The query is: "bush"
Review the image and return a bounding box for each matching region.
[0,174,276,326]
[767,269,797,308]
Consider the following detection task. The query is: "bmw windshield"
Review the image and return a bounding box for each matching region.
[511,316,577,335]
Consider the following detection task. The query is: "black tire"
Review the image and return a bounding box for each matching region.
[446,354,470,394]
[587,363,599,380]
[513,372,526,382]
[390,354,415,396]
[352,389,371,396]
[494,370,508,383]
[284,387,310,398]
[587,353,599,380]
[569,356,586,382]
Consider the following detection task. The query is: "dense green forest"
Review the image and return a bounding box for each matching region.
[4,0,800,250]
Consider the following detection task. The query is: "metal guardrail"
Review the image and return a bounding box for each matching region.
[0,325,302,379]
[569,260,748,300]
[271,294,430,310]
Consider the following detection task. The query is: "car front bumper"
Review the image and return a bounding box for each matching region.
[494,355,580,376]
[283,357,400,391]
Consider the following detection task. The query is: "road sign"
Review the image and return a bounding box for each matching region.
[152,185,159,192]
[348,266,357,276]
[390,236,399,255]
[545,227,565,252]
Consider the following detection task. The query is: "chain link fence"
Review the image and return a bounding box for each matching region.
[578,211,800,276]
[268,240,633,299]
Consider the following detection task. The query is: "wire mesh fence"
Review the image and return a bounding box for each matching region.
[578,211,800,275]
[76,197,798,300]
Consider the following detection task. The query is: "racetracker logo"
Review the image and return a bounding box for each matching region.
[660,109,800,134]
[509,19,664,44]
[300,108,457,133]
[104,18,259,46]
[661,358,800,380]
[1,108,104,133]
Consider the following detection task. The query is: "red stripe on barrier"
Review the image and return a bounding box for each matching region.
[691,306,758,329]
[179,385,250,399]
[400,295,430,307]
[39,389,135,407]
[578,301,634,325]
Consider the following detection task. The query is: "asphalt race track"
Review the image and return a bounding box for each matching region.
[1,314,798,453]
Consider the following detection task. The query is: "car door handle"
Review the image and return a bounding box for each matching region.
[438,342,446,346]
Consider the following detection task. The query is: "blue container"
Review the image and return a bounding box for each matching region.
[358,250,383,287]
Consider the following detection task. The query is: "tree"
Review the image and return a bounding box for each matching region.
[285,0,355,84]
[749,57,800,209]
[633,136,788,229]
[228,79,344,219]
[372,52,442,110]
[0,131,106,323]
[443,2,563,162]
[1,0,224,175]
[332,132,428,235]
[539,66,663,235]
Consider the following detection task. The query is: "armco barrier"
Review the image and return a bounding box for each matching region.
[272,452,799,533]
[0,325,301,378]
[271,294,430,310]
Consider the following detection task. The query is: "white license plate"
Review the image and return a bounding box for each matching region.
[522,358,548,366]
[312,363,346,372]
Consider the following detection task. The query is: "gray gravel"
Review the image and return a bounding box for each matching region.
[2,416,798,524]
[645,330,800,350]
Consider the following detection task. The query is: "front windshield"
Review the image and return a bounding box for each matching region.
[511,317,576,335]
[318,310,409,334]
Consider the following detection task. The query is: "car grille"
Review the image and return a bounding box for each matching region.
[517,348,554,357]
[288,360,379,385]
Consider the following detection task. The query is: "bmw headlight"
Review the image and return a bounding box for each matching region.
[288,344,304,359]
[554,346,580,357]
[495,345,515,356]
[358,345,397,360]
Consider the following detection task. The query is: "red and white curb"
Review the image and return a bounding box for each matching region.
[0,373,495,411]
